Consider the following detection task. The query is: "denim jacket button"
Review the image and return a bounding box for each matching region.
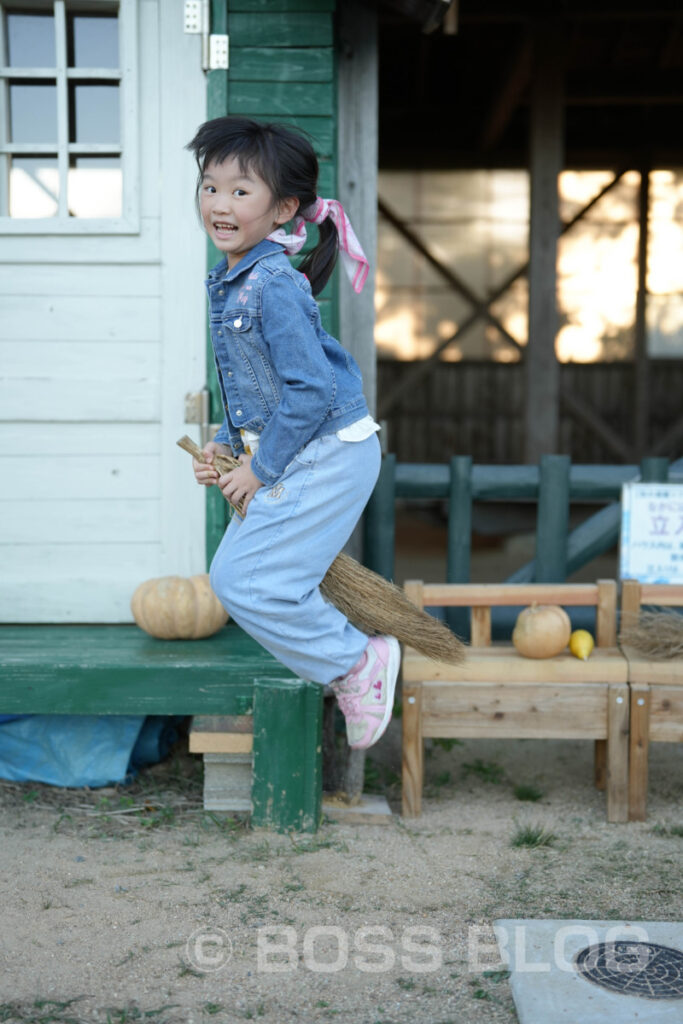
[227,370,233,377]
[217,330,223,336]
[233,318,242,328]
[236,409,243,416]
[218,289,224,296]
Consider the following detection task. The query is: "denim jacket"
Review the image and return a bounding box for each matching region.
[205,239,369,486]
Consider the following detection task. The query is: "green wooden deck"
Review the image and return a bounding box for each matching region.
[0,623,323,832]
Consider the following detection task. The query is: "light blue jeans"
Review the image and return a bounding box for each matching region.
[209,432,382,684]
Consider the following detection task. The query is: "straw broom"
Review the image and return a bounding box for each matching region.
[177,435,465,663]
[619,609,683,660]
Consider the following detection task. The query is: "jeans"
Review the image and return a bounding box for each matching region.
[209,431,382,684]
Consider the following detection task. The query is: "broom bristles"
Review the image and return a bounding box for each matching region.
[177,436,466,664]
[619,609,683,660]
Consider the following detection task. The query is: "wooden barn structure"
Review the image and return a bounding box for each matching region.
[375,0,683,465]
[2,0,681,622]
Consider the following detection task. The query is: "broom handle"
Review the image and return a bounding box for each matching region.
[177,434,244,513]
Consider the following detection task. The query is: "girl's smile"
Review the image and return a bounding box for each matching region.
[200,157,297,268]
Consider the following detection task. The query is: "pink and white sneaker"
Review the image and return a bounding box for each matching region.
[331,636,401,750]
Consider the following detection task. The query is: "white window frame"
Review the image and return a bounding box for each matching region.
[0,0,139,234]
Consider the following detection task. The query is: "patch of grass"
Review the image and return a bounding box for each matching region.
[462,759,505,784]
[513,784,544,802]
[483,968,511,982]
[511,823,557,848]
[396,977,416,991]
[432,738,464,751]
[651,823,683,838]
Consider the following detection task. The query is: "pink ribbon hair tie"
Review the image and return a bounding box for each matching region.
[267,197,369,294]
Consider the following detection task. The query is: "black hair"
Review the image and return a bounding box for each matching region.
[186,116,338,296]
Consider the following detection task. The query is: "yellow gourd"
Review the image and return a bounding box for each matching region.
[570,629,594,660]
[512,604,571,659]
[131,574,228,639]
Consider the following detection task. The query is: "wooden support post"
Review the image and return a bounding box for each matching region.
[337,0,378,412]
[606,683,629,823]
[402,683,423,817]
[629,683,650,821]
[251,678,323,833]
[633,168,651,461]
[535,454,570,581]
[364,453,396,580]
[447,455,472,637]
[525,17,564,463]
[594,740,607,791]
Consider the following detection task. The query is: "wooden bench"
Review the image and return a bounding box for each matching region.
[0,623,323,832]
[401,581,630,823]
[620,580,683,821]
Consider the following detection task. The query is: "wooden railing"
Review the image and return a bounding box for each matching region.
[363,454,677,638]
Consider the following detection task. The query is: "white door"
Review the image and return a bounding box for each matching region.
[0,0,207,621]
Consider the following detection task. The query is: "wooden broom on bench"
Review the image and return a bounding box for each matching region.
[177,436,464,664]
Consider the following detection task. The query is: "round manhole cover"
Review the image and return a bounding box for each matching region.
[575,941,683,1000]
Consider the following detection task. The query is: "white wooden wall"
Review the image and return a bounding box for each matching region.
[0,0,207,622]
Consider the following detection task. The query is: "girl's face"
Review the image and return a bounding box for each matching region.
[200,157,297,268]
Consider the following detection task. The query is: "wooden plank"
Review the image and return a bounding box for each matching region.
[404,647,628,684]
[0,544,163,622]
[230,46,333,82]
[622,647,683,685]
[649,686,683,742]
[606,683,629,823]
[190,715,254,753]
[2,499,159,545]
[229,12,333,47]
[639,584,683,606]
[0,377,159,422]
[0,423,160,456]
[1,455,159,499]
[420,582,599,607]
[596,579,618,646]
[420,682,607,739]
[0,295,159,341]
[470,606,492,647]
[251,677,322,833]
[401,683,423,817]
[0,624,294,715]
[227,81,333,117]
[1,341,159,381]
[0,263,161,296]
[629,683,650,821]
[620,579,642,628]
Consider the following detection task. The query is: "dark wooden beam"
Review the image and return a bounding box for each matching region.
[479,32,533,151]
[525,16,565,462]
[377,196,523,351]
[378,171,628,419]
[634,167,651,459]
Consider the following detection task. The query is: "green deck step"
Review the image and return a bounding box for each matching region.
[0,623,323,832]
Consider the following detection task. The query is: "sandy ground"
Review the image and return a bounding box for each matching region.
[1,718,681,1024]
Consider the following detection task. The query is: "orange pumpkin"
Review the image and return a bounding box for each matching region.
[131,574,228,639]
[512,604,571,659]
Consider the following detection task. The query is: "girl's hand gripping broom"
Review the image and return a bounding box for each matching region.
[177,436,465,664]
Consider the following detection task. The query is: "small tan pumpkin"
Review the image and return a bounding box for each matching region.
[512,603,571,659]
[131,574,228,639]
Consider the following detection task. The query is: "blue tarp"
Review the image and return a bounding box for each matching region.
[0,715,187,788]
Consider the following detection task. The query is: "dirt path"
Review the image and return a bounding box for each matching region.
[1,723,681,1024]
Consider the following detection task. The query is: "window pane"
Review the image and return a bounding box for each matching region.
[9,83,58,143]
[69,83,120,143]
[68,14,119,68]
[10,157,59,218]
[6,13,56,67]
[68,156,122,218]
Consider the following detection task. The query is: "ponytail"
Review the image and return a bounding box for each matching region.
[298,218,339,296]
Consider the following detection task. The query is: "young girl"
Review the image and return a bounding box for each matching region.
[187,116,400,750]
